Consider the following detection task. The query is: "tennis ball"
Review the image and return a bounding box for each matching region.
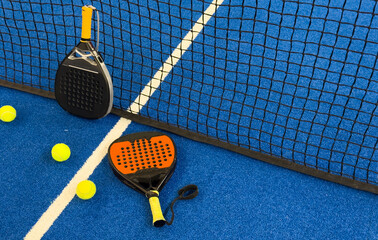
[51,143,71,162]
[0,105,16,122]
[76,180,96,200]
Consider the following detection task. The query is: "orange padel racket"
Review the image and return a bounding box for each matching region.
[108,132,177,227]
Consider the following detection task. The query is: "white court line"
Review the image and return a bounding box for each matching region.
[24,1,223,239]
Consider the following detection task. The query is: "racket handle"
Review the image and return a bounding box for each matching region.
[147,191,166,227]
[81,6,93,41]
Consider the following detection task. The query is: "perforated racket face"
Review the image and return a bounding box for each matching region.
[108,132,176,194]
[110,135,175,174]
[55,42,112,119]
[57,66,105,111]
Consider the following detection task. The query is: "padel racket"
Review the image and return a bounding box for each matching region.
[55,6,113,119]
[108,132,177,227]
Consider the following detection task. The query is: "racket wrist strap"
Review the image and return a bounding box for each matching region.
[165,184,199,226]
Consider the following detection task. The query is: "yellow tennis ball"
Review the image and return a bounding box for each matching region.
[0,105,16,122]
[76,180,96,200]
[51,143,71,162]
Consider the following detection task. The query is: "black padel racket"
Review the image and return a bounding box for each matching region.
[55,5,113,119]
[108,132,177,227]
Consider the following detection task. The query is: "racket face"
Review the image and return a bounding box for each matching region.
[108,132,176,195]
[55,41,113,119]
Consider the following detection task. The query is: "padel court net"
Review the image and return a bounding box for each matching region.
[0,0,377,193]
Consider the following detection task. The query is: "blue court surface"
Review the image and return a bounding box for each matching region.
[0,87,377,239]
[1,0,378,239]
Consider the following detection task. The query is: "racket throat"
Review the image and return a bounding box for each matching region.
[69,49,97,66]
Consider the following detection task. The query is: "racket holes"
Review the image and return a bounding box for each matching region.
[117,155,120,158]
[124,165,127,168]
[153,164,157,167]
[147,162,150,164]
[158,160,162,162]
[129,161,133,163]
[136,164,139,166]
[131,168,134,171]
[141,163,145,165]
[164,159,167,161]
[121,147,124,150]
[153,161,156,163]
[142,166,145,169]
[159,164,162,166]
[118,163,121,165]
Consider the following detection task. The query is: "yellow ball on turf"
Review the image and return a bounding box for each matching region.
[76,180,96,200]
[0,105,16,122]
[51,143,71,162]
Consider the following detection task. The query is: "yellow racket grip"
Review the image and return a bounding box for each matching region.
[148,191,166,227]
[81,6,93,41]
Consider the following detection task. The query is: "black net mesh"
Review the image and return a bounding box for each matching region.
[0,0,377,193]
